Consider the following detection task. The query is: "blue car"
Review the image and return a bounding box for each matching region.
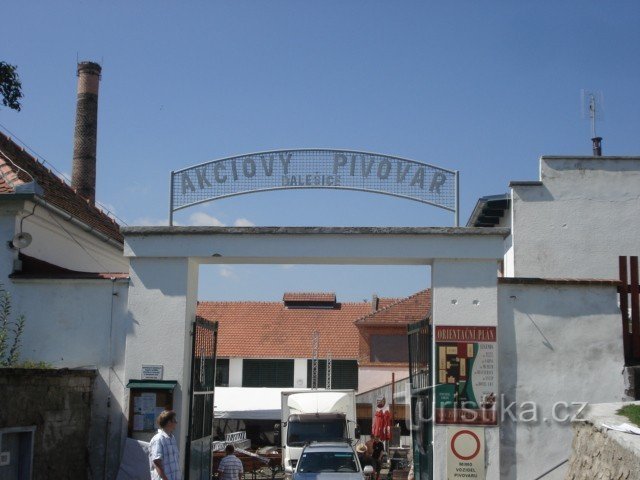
[293,443,375,480]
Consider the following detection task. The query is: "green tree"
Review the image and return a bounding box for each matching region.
[0,284,25,366]
[0,62,23,111]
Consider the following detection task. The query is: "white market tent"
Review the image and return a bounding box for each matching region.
[214,387,310,420]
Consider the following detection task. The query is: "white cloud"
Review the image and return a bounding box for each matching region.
[133,217,172,226]
[189,212,225,226]
[233,218,255,227]
[218,266,236,278]
[130,213,252,228]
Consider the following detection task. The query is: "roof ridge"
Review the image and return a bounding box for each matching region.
[197,299,371,305]
[283,291,336,295]
[198,300,285,305]
[354,289,430,323]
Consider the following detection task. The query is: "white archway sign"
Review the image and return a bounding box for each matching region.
[170,150,460,225]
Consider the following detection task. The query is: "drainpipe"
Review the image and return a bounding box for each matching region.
[102,277,117,479]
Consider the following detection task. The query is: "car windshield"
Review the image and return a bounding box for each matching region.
[287,421,345,446]
[297,451,359,473]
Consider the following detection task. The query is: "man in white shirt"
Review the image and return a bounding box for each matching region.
[149,410,182,480]
[218,444,244,480]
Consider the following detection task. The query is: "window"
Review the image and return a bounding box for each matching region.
[356,403,372,435]
[392,404,411,436]
[242,359,294,387]
[0,427,35,479]
[370,335,409,363]
[306,360,358,389]
[215,359,229,387]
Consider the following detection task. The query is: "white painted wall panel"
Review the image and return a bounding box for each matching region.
[293,358,307,388]
[511,157,640,278]
[229,358,243,387]
[498,283,626,479]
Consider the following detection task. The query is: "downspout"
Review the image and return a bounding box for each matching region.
[103,277,117,479]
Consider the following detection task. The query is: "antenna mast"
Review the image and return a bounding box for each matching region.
[326,352,332,390]
[581,90,604,156]
[311,331,320,390]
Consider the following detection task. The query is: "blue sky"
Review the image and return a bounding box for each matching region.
[2,1,639,301]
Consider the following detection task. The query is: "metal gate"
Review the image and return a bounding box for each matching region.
[407,318,432,480]
[186,318,218,480]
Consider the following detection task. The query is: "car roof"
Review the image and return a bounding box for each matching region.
[301,443,354,453]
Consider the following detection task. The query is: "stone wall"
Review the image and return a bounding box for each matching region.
[0,368,96,480]
[565,402,640,480]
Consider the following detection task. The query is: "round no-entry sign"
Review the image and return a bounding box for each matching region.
[450,429,481,460]
[447,427,485,479]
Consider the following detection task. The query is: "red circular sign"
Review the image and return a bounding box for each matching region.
[450,430,481,460]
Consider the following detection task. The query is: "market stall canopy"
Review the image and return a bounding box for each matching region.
[214,387,310,420]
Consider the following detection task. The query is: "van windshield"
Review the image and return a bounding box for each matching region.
[287,420,346,446]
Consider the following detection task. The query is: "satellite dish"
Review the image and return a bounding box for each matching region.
[11,232,32,249]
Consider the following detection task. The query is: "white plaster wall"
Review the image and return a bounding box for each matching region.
[358,366,408,394]
[511,157,640,278]
[229,358,243,387]
[431,259,500,480]
[498,283,626,480]
[124,257,199,470]
[294,358,307,388]
[9,278,130,480]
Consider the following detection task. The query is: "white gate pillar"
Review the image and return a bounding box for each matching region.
[124,256,199,467]
[431,259,500,479]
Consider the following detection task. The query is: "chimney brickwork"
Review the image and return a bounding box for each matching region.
[72,61,101,205]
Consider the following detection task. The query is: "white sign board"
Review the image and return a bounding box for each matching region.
[447,427,485,480]
[141,364,164,380]
[225,431,247,443]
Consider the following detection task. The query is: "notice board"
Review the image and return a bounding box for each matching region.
[435,326,497,426]
[126,381,176,441]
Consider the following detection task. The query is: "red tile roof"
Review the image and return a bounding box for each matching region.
[197,299,372,359]
[283,292,336,303]
[355,289,431,325]
[0,132,123,243]
[196,292,425,359]
[377,297,401,310]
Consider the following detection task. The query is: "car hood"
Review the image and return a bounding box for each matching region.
[294,473,364,480]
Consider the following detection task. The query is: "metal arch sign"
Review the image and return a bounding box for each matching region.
[169,149,459,225]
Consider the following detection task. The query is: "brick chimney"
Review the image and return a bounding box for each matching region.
[72,61,101,205]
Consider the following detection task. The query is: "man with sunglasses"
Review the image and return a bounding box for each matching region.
[149,410,182,480]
